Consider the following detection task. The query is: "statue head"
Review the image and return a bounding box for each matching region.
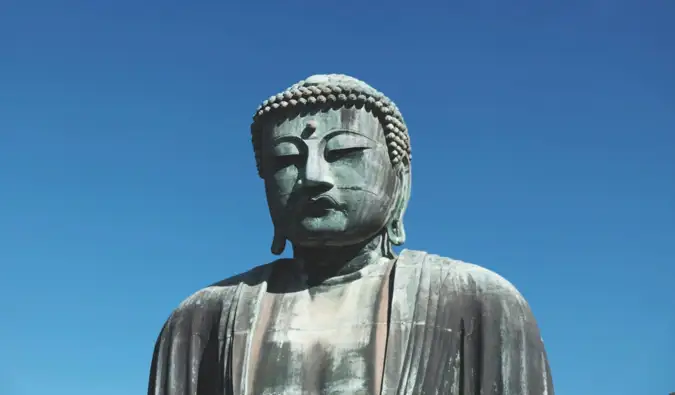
[250,74,412,255]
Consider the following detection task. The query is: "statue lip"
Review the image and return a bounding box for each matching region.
[301,195,341,217]
[308,195,339,206]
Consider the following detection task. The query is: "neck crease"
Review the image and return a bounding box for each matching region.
[292,233,392,285]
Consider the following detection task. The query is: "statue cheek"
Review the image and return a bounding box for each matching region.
[363,157,397,197]
[269,168,298,194]
[266,193,290,229]
[333,155,385,187]
[264,179,292,216]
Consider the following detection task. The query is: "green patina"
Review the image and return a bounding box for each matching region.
[147,73,555,395]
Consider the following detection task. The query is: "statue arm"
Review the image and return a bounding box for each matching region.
[147,297,224,395]
[468,275,555,395]
[146,267,271,395]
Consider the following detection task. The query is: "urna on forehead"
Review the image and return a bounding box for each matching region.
[250,74,412,177]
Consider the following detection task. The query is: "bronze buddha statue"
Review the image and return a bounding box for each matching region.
[148,74,554,395]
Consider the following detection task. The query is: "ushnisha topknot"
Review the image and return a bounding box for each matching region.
[250,74,411,177]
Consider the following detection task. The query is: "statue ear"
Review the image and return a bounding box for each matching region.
[387,163,411,246]
[271,229,286,255]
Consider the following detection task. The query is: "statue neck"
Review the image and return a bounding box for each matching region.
[292,233,392,285]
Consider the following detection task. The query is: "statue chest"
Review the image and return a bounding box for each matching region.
[247,265,390,395]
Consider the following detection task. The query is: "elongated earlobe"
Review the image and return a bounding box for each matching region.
[271,231,286,255]
[387,163,411,246]
[387,219,406,246]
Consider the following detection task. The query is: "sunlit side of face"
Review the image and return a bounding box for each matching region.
[261,107,399,247]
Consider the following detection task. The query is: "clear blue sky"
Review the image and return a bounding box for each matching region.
[1,1,673,394]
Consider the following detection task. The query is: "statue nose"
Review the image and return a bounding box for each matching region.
[302,151,334,192]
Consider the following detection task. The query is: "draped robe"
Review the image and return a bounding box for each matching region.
[148,249,554,394]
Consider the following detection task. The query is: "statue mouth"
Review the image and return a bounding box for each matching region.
[302,196,341,217]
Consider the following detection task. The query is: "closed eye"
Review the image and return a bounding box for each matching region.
[325,147,368,162]
[274,154,302,170]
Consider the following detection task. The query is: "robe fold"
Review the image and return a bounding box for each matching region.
[148,249,554,395]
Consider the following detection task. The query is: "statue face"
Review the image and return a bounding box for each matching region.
[261,107,399,247]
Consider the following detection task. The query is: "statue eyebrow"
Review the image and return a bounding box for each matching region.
[324,129,379,144]
[271,135,304,147]
[269,129,380,147]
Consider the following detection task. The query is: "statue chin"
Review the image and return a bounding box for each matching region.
[291,236,367,248]
[284,210,391,249]
[288,224,387,249]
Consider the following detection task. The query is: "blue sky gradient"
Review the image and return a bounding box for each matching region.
[1,1,673,394]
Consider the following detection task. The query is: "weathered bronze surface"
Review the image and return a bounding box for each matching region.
[148,74,554,394]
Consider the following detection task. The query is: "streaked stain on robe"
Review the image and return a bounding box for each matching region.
[148,249,554,395]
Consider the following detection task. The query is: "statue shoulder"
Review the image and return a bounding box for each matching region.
[169,259,284,317]
[402,249,529,308]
